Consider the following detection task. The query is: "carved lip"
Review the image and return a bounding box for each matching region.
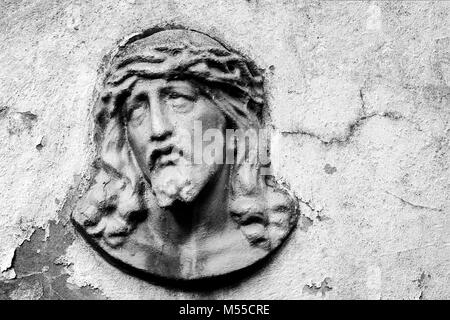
[148,144,182,171]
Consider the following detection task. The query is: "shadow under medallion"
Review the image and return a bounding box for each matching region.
[72,28,299,281]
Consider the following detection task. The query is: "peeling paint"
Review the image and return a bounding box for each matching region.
[303,277,333,298]
[0,219,106,300]
[414,271,431,300]
[0,248,15,273]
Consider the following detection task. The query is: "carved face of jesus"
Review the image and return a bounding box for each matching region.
[126,78,226,208]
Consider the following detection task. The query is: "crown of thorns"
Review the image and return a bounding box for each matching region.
[99,30,265,127]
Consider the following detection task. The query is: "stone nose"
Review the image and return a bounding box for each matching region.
[149,96,173,141]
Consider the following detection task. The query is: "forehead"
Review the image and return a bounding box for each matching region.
[131,78,197,92]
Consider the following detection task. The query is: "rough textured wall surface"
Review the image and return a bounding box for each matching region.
[0,0,449,299]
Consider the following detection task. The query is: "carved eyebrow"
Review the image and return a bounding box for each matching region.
[160,84,198,100]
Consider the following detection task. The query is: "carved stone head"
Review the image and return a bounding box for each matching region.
[72,28,299,281]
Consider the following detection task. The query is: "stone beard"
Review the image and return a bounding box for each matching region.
[72,29,299,280]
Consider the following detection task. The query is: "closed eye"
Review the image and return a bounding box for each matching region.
[163,90,196,113]
[127,101,147,124]
[164,89,197,101]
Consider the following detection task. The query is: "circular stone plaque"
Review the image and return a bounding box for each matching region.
[72,28,299,281]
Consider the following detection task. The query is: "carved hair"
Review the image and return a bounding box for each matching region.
[74,29,298,250]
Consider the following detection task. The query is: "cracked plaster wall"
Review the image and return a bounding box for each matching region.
[0,0,449,299]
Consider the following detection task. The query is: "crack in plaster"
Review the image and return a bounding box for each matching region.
[280,111,412,145]
[385,191,444,213]
[278,88,421,145]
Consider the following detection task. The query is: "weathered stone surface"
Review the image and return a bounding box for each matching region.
[0,0,449,299]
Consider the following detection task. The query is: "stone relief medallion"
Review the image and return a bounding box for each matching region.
[72,28,299,281]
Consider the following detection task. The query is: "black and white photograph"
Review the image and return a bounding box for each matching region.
[0,0,448,308]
